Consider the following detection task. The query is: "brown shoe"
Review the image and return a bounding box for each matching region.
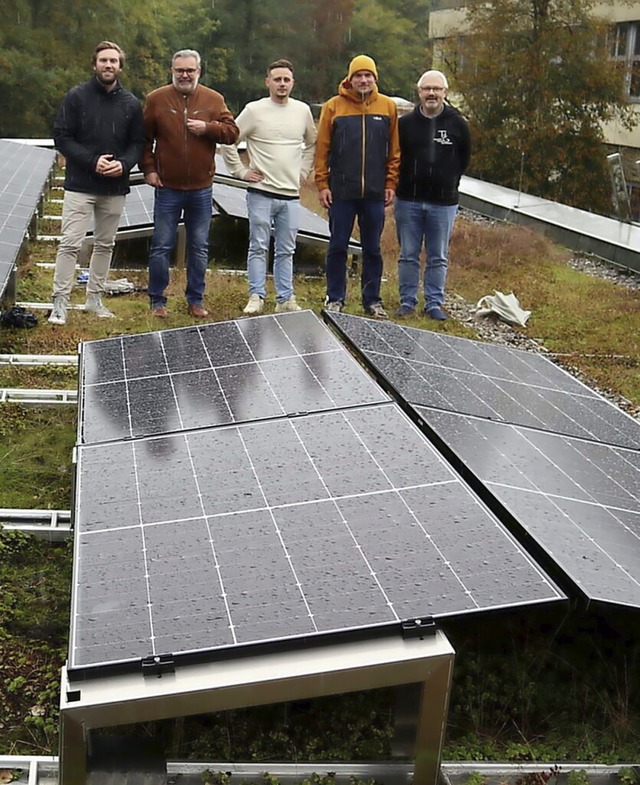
[188,303,208,318]
[152,305,168,318]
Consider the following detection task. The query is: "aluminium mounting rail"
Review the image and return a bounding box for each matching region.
[0,508,71,541]
[0,353,77,366]
[0,388,77,405]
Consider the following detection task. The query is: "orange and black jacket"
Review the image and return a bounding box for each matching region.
[315,80,400,201]
[141,83,238,190]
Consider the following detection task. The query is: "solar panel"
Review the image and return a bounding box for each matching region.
[417,407,640,609]
[70,310,564,678]
[324,313,640,449]
[84,184,219,237]
[78,310,389,445]
[118,184,155,228]
[0,139,55,296]
[213,182,249,219]
[324,312,640,609]
[70,400,563,675]
[212,181,347,244]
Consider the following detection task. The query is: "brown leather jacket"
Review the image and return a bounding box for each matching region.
[141,84,238,190]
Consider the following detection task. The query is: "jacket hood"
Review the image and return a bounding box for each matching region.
[338,78,380,104]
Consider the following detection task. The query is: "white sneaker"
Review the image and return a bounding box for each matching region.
[48,295,68,325]
[85,293,115,318]
[367,302,389,319]
[325,301,343,313]
[275,296,301,313]
[243,294,264,315]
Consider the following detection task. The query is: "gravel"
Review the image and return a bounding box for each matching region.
[450,210,640,419]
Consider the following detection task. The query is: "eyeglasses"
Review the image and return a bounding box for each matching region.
[419,86,445,93]
[173,68,198,75]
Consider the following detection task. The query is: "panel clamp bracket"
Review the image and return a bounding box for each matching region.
[400,617,437,639]
[141,653,175,678]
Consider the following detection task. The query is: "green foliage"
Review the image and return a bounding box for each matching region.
[0,530,71,753]
[451,0,637,213]
[465,773,487,785]
[349,0,432,98]
[618,769,640,785]
[567,771,591,785]
[0,0,435,132]
[202,770,232,785]
[0,405,76,510]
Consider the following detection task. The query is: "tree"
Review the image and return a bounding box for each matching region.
[449,0,637,213]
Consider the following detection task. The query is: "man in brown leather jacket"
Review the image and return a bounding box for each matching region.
[142,49,238,318]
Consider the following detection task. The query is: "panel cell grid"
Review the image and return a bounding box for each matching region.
[71,402,563,673]
[78,310,390,445]
[325,312,640,449]
[418,407,640,608]
[0,139,55,295]
[323,311,640,609]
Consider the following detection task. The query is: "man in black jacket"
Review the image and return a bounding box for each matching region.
[48,41,144,325]
[395,69,470,320]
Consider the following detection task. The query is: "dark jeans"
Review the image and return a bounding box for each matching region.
[148,186,213,307]
[325,198,385,309]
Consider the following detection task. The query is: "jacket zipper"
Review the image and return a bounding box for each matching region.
[183,95,189,177]
[361,108,366,198]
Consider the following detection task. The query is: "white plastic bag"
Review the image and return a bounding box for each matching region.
[475,291,531,327]
[104,278,136,295]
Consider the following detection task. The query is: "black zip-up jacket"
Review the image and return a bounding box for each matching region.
[396,103,471,205]
[53,77,144,196]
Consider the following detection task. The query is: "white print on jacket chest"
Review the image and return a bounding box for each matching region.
[434,130,453,145]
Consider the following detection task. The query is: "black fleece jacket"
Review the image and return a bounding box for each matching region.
[53,77,144,196]
[396,103,471,205]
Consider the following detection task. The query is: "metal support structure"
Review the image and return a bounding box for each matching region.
[59,631,454,785]
[0,508,71,541]
[0,388,77,405]
[0,353,77,367]
[1,756,637,785]
[17,301,90,313]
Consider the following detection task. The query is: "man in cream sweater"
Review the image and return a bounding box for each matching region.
[221,59,317,314]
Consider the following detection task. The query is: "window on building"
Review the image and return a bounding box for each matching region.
[610,21,640,100]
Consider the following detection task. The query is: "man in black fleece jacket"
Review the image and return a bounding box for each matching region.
[395,69,470,320]
[48,41,144,325]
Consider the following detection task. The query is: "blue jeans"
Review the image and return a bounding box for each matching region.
[246,191,299,302]
[326,198,385,309]
[148,186,213,307]
[395,199,458,311]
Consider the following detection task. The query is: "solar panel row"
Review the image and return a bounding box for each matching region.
[0,139,55,297]
[325,312,640,610]
[70,311,564,677]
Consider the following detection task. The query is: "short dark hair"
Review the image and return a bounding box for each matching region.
[93,41,125,68]
[267,59,294,77]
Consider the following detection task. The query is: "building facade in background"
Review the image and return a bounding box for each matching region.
[428,0,640,216]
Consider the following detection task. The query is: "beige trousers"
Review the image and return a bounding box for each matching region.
[52,191,125,297]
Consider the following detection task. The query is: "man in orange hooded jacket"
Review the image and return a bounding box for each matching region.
[315,54,399,318]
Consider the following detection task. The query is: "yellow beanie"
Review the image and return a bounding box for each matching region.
[348,54,378,81]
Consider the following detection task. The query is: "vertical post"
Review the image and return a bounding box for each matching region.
[413,657,454,785]
[59,711,87,785]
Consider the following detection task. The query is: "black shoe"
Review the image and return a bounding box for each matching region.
[425,306,448,321]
